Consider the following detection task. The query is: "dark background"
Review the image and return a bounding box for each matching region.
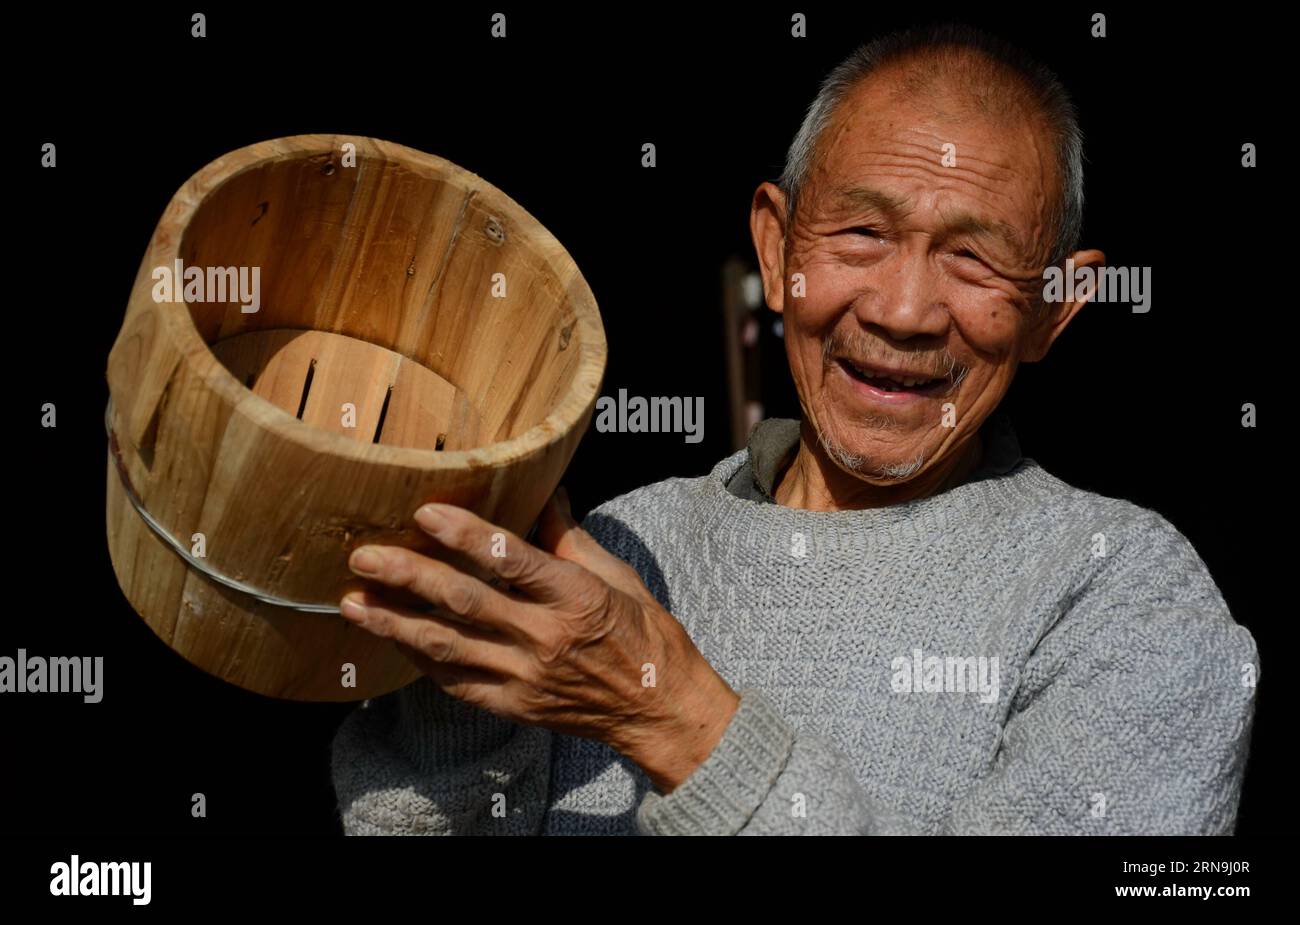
[7,6,1284,837]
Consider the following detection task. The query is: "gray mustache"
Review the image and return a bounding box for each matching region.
[822,329,968,387]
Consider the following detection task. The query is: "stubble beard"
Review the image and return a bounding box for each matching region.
[816,417,927,481]
[812,326,969,481]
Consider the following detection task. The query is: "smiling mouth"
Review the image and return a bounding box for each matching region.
[835,357,951,397]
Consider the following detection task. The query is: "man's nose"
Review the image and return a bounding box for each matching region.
[851,245,948,339]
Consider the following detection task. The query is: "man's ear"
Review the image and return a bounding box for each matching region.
[1022,248,1106,362]
[750,181,789,314]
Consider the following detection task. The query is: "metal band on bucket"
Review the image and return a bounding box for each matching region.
[104,398,342,614]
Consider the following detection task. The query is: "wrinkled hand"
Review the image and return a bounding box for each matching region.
[338,489,739,792]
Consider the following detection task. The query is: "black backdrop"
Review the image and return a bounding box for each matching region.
[7,5,1285,841]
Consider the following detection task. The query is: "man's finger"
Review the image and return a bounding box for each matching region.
[347,544,532,635]
[412,502,574,605]
[415,659,514,715]
[339,590,531,678]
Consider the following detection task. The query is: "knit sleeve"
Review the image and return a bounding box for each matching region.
[944,513,1258,835]
[330,678,553,835]
[635,511,1258,836]
[635,687,890,834]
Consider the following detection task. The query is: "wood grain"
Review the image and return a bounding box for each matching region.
[105,135,605,701]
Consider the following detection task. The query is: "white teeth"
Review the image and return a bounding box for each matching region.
[845,360,937,389]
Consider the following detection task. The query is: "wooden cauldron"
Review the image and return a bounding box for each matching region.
[105,135,605,701]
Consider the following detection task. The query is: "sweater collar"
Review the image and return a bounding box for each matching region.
[694,417,1053,547]
[742,407,1025,501]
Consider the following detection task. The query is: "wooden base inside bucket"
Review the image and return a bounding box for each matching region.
[210,329,484,451]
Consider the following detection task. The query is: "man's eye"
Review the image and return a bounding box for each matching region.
[849,227,883,238]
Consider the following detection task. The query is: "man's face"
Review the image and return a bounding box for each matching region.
[776,71,1057,482]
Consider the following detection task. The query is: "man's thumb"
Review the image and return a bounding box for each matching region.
[537,486,584,557]
[554,485,574,520]
[537,487,656,604]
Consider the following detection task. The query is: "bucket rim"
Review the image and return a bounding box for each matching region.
[139,133,607,474]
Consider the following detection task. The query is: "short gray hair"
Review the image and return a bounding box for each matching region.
[777,23,1084,267]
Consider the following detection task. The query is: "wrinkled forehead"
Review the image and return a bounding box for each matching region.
[806,70,1056,260]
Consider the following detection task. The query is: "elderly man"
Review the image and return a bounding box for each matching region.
[330,24,1257,835]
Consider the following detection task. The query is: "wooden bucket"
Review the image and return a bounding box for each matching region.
[104,135,606,701]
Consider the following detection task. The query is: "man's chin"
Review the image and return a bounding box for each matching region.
[816,427,929,482]
[848,457,929,483]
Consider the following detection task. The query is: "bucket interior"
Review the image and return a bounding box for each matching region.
[177,150,582,451]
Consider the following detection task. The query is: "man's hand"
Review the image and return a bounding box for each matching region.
[338,489,740,793]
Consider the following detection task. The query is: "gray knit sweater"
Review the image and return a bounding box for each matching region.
[330,415,1258,835]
